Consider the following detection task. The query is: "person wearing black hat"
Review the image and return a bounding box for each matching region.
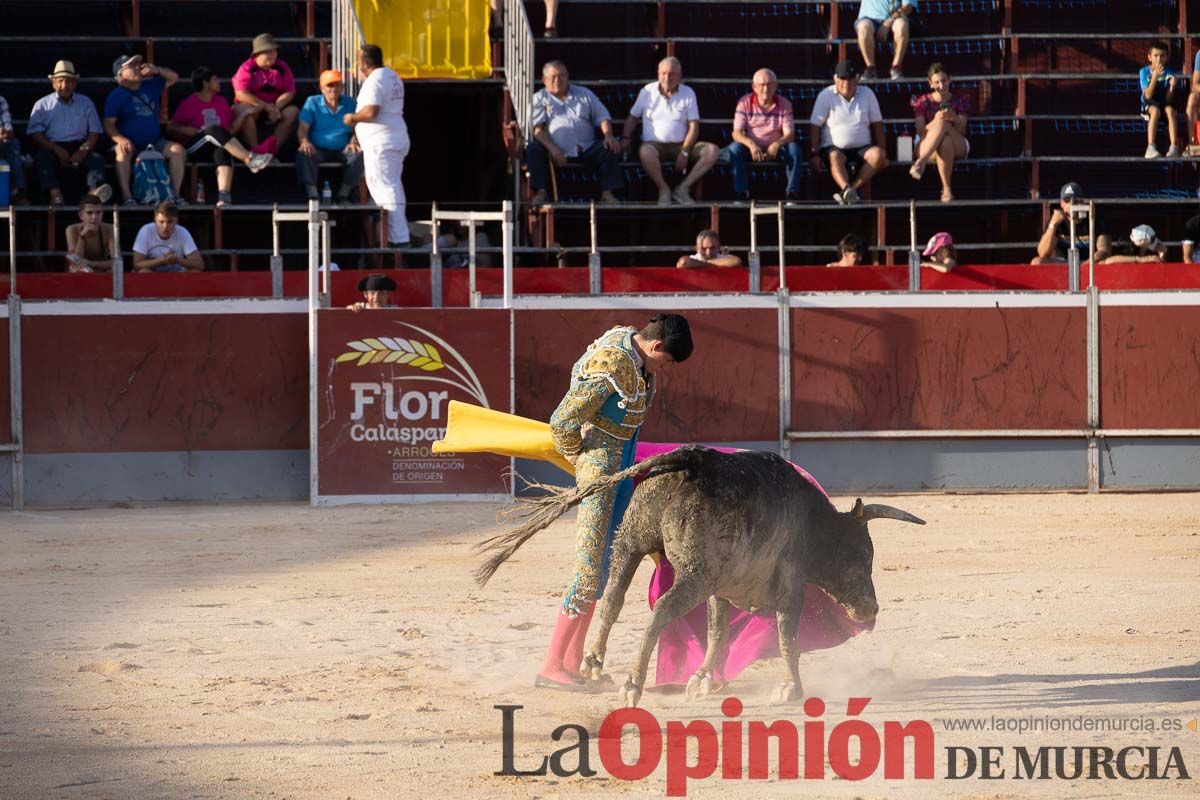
[348,273,398,311]
[537,314,693,690]
[808,60,889,205]
[1031,182,1112,264]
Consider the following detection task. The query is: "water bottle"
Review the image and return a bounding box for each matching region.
[0,163,10,207]
[195,179,206,204]
[321,180,333,205]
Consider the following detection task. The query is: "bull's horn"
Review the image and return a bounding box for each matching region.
[860,504,926,525]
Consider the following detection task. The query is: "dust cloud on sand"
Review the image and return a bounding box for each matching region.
[0,494,1197,798]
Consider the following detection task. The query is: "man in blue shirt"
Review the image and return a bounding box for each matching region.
[103,54,184,203]
[526,60,622,204]
[1139,41,1186,158]
[27,60,110,204]
[295,69,363,203]
[856,0,917,81]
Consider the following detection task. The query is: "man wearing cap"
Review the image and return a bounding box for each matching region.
[296,70,363,204]
[1032,182,1112,264]
[348,274,398,311]
[809,60,888,205]
[919,231,957,272]
[103,53,184,204]
[27,60,110,205]
[344,44,411,247]
[526,60,622,205]
[232,33,300,154]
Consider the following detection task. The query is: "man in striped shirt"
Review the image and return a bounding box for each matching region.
[724,68,802,204]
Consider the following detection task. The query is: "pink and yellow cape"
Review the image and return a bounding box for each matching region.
[433,402,872,685]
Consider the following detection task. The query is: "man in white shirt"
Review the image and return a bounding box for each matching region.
[132,201,203,272]
[808,60,889,205]
[344,44,410,246]
[620,57,718,205]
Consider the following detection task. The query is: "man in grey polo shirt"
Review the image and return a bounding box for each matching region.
[621,57,718,205]
[808,60,889,205]
[525,60,622,205]
[27,60,111,204]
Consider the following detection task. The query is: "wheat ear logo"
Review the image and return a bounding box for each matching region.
[335,322,490,407]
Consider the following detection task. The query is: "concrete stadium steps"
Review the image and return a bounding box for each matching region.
[532,37,1001,82]
[1013,34,1187,75]
[1,0,123,37]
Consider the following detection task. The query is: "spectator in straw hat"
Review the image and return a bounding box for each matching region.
[232,33,300,153]
[296,69,363,203]
[27,60,111,204]
[348,273,398,311]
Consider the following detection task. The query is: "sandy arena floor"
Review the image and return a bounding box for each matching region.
[0,494,1198,799]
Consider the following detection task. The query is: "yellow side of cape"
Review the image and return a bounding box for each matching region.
[431,401,576,477]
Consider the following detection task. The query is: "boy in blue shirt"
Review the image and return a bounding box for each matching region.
[295,69,363,202]
[1139,40,1186,158]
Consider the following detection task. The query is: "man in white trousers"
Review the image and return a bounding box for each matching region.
[344,44,410,246]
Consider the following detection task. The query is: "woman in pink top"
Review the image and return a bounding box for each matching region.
[167,67,273,206]
[908,62,971,203]
[231,33,299,153]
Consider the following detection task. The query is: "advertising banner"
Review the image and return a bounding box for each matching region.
[314,309,510,503]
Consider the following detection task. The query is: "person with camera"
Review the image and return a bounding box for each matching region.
[908,63,970,203]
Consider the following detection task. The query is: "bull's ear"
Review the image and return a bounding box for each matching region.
[852,498,864,519]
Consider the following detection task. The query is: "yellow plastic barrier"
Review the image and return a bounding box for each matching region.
[353,0,492,79]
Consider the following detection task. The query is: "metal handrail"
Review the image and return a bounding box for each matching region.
[503,0,535,141]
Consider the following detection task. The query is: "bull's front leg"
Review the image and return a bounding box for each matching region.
[772,603,804,703]
[621,573,710,708]
[686,595,730,700]
[581,547,644,685]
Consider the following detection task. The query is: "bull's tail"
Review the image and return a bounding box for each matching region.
[472,445,704,586]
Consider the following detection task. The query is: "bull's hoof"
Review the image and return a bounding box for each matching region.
[685,670,713,700]
[581,652,605,682]
[771,681,802,703]
[620,678,643,708]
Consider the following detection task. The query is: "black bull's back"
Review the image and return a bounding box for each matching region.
[618,448,837,614]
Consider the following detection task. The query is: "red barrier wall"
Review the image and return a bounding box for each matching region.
[1100,305,1200,429]
[8,300,1194,461]
[315,309,511,498]
[21,315,308,453]
[7,263,1200,305]
[513,309,780,443]
[790,307,1088,430]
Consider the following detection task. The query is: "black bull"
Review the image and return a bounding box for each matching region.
[475,446,925,706]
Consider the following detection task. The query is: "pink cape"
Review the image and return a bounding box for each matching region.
[633,443,874,686]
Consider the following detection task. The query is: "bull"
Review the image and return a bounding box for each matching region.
[475,446,924,707]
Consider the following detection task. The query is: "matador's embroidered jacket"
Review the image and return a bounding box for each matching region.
[549,326,655,457]
[549,326,655,614]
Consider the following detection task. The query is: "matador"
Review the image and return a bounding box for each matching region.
[536,313,693,689]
